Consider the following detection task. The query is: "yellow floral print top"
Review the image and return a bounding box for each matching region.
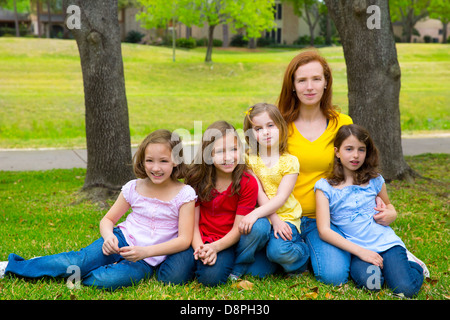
[246,153,302,231]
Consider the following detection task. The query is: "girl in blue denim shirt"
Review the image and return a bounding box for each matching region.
[314,124,428,298]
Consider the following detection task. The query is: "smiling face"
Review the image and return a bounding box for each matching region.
[294,60,327,109]
[250,111,280,152]
[335,134,367,175]
[211,132,240,176]
[144,143,176,184]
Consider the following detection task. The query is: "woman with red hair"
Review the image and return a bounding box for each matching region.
[277,50,354,285]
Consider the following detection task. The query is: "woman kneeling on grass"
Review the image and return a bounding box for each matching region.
[314,124,429,298]
[0,130,197,290]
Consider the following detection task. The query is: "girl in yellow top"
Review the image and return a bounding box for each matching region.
[232,103,309,277]
[277,50,396,285]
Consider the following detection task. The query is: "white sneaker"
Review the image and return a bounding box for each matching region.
[0,261,8,278]
[406,250,430,278]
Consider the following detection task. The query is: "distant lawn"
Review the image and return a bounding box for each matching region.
[0,154,448,300]
[0,38,449,149]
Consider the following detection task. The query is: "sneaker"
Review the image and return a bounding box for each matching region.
[406,250,430,278]
[228,273,240,282]
[0,261,8,278]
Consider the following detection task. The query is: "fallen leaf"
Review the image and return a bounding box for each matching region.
[325,292,334,299]
[304,292,318,299]
[232,280,254,290]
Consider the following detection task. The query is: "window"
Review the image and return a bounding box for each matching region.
[273,3,282,20]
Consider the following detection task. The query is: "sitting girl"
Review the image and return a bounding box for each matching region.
[315,124,428,297]
[157,121,259,286]
[2,130,196,290]
[232,103,309,278]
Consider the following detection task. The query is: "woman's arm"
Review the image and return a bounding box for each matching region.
[373,184,397,226]
[99,192,131,255]
[119,200,196,262]
[315,190,384,267]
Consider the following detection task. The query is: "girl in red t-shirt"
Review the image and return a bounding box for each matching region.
[157,121,258,286]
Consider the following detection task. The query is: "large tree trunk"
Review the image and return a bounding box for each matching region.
[325,0,415,181]
[63,0,134,193]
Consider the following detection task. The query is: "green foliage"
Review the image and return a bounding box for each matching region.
[176,37,196,49]
[125,30,145,43]
[0,38,448,149]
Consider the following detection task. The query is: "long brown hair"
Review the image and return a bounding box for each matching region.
[328,124,380,186]
[243,103,289,156]
[132,129,187,181]
[277,50,339,125]
[185,121,246,202]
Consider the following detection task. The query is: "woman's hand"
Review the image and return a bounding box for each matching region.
[373,197,397,226]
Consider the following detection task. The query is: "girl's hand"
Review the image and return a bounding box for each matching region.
[102,235,120,256]
[357,248,383,268]
[238,212,258,235]
[119,246,146,262]
[271,215,292,241]
[196,244,218,265]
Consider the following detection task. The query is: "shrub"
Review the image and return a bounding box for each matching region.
[125,30,145,43]
[176,37,196,49]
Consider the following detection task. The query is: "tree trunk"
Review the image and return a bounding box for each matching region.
[13,0,20,37]
[325,0,415,182]
[47,0,52,38]
[205,24,215,62]
[36,0,42,38]
[442,22,448,43]
[62,0,134,192]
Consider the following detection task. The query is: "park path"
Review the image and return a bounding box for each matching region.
[0,134,448,171]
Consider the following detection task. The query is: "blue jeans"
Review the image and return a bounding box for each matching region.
[232,218,278,278]
[267,222,309,274]
[157,246,236,287]
[300,216,351,285]
[5,228,155,290]
[350,245,424,298]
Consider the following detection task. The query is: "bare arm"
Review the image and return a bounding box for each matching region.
[99,192,131,255]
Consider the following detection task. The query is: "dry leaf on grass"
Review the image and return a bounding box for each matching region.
[231,280,254,290]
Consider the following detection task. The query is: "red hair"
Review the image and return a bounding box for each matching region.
[277,50,339,125]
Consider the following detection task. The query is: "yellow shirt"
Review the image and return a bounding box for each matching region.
[246,153,302,231]
[287,113,353,219]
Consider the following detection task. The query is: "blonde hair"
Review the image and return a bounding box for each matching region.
[132,129,186,180]
[243,102,289,155]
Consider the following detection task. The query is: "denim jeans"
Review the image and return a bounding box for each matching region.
[350,245,424,298]
[157,246,236,287]
[300,216,351,285]
[266,222,309,274]
[5,228,155,290]
[232,218,278,278]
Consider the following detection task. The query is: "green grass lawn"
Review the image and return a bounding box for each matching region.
[0,38,449,149]
[0,154,448,300]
